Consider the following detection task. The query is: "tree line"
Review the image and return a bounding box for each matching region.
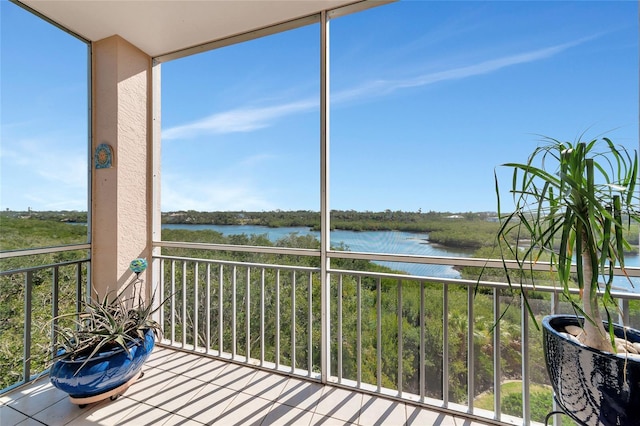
[1,209,503,250]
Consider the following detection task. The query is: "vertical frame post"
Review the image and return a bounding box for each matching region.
[319,9,331,384]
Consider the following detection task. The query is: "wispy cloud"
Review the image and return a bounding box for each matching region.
[333,37,592,103]
[162,37,593,141]
[163,98,317,140]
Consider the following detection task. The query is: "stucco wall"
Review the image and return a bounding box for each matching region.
[91,35,152,296]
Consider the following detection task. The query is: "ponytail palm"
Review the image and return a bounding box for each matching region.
[496,137,639,352]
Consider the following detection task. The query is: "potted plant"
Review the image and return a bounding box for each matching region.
[494,137,640,425]
[47,258,162,406]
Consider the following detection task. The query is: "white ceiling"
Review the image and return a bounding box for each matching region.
[17,0,367,58]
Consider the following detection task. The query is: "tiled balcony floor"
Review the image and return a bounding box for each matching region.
[1,347,491,426]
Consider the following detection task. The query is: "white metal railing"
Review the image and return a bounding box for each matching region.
[4,242,638,424]
[154,248,640,426]
[157,255,320,378]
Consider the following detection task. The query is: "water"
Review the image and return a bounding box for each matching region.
[163,224,640,292]
[329,229,471,278]
[164,224,471,278]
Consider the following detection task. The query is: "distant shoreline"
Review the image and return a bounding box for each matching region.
[1,210,502,250]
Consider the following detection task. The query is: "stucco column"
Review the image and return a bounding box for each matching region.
[91,35,152,298]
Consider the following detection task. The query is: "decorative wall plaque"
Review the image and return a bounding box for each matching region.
[95,143,113,169]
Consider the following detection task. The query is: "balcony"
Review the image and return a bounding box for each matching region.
[3,250,640,425]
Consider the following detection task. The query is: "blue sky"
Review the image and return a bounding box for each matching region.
[1,1,638,213]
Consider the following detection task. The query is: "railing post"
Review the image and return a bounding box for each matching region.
[619,299,630,326]
[206,263,211,354]
[76,262,83,313]
[522,291,531,425]
[171,260,176,344]
[218,264,224,356]
[397,279,403,396]
[276,270,281,369]
[194,262,199,351]
[24,271,33,382]
[551,290,560,314]
[260,268,265,366]
[246,267,251,362]
[419,280,425,403]
[182,261,187,349]
[468,285,474,412]
[443,283,449,406]
[51,267,60,353]
[291,270,296,373]
[232,265,237,357]
[357,276,362,387]
[376,276,382,392]
[159,259,166,340]
[338,274,343,383]
[493,288,501,420]
[308,271,313,377]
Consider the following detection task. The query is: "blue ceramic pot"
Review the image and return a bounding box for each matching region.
[50,328,155,398]
[543,315,640,426]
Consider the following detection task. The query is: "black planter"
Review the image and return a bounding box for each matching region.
[542,315,640,426]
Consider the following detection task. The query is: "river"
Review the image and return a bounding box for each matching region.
[163,224,640,292]
[164,224,471,278]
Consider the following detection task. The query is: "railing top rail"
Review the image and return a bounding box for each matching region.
[328,267,640,300]
[0,244,91,260]
[331,250,640,277]
[0,258,91,276]
[155,254,320,273]
[155,240,318,257]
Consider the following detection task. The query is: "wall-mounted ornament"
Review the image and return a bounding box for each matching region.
[95,143,113,169]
